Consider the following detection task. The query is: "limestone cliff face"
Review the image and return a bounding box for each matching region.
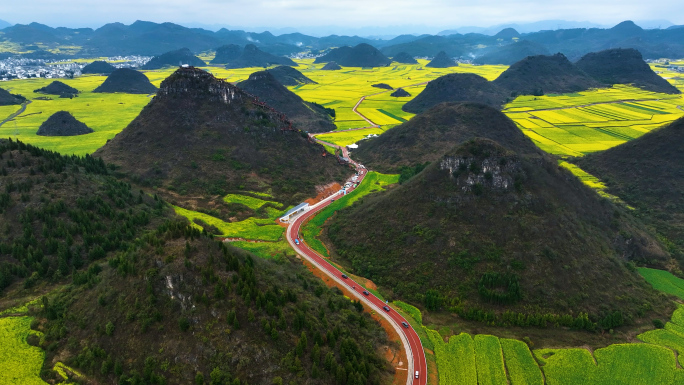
[157,67,247,104]
[440,154,521,192]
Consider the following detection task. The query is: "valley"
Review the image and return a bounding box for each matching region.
[2,20,684,384]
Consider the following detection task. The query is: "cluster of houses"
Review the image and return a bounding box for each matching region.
[0,55,151,81]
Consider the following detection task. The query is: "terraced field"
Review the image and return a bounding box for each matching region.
[504,84,684,157]
[639,268,684,299]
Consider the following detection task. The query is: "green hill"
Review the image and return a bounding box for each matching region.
[225,44,297,69]
[0,86,26,105]
[33,81,79,96]
[211,44,243,64]
[391,52,418,64]
[493,53,602,95]
[330,138,673,328]
[141,47,206,70]
[314,44,391,67]
[354,102,540,173]
[402,73,508,113]
[267,65,316,86]
[81,60,116,74]
[473,40,550,65]
[321,62,342,70]
[93,68,158,94]
[575,48,681,94]
[36,111,94,136]
[576,116,684,266]
[94,67,348,206]
[425,51,458,68]
[237,70,335,133]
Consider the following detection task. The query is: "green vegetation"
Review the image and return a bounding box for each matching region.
[500,338,544,385]
[223,193,283,211]
[427,330,477,385]
[504,85,684,157]
[300,171,398,257]
[0,317,47,385]
[473,335,507,385]
[174,205,285,241]
[0,75,150,156]
[33,221,393,384]
[638,268,684,300]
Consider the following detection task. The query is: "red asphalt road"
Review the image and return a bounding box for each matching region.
[286,169,427,385]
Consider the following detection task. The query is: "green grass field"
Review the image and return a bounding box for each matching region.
[300,171,399,257]
[638,268,684,300]
[0,317,48,385]
[222,193,283,211]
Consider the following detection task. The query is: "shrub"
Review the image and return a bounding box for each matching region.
[652,319,665,329]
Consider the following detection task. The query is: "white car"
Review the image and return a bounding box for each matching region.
[415,371,419,379]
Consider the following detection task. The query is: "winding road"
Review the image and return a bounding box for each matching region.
[285,167,427,385]
[0,100,31,129]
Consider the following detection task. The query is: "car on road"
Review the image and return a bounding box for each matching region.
[294,239,300,245]
[383,306,390,312]
[415,371,419,379]
[401,321,409,328]
[341,274,348,279]
[362,290,370,296]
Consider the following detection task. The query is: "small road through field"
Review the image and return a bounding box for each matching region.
[0,100,31,129]
[351,81,429,129]
[286,166,427,385]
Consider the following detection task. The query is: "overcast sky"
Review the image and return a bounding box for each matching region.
[3,0,683,34]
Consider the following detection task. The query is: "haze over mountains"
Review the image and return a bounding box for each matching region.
[2,19,684,61]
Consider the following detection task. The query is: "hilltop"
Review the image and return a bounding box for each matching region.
[141,47,206,70]
[211,44,243,64]
[425,51,458,68]
[329,138,673,328]
[321,62,342,70]
[575,48,681,94]
[33,222,393,385]
[81,60,116,74]
[95,67,348,204]
[494,27,520,40]
[33,81,79,97]
[36,111,93,136]
[576,116,684,266]
[354,102,539,173]
[473,40,550,65]
[493,53,602,95]
[391,52,418,64]
[93,68,158,94]
[0,87,26,105]
[402,73,508,113]
[225,44,297,69]
[267,65,316,86]
[390,88,411,97]
[237,70,335,133]
[314,43,391,67]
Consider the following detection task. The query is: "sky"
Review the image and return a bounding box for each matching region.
[2,0,683,35]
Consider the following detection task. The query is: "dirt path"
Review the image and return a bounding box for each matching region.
[0,100,31,129]
[350,81,430,129]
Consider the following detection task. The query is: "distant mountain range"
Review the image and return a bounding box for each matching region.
[0,19,683,60]
[0,19,11,30]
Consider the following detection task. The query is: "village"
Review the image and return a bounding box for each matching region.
[0,55,151,81]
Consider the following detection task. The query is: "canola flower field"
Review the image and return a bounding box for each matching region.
[395,299,684,385]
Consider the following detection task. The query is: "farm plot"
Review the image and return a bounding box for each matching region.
[638,329,684,366]
[0,317,48,385]
[474,335,507,385]
[222,193,283,211]
[173,205,286,241]
[638,267,684,300]
[500,338,544,385]
[427,330,477,385]
[505,86,684,157]
[314,127,388,147]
